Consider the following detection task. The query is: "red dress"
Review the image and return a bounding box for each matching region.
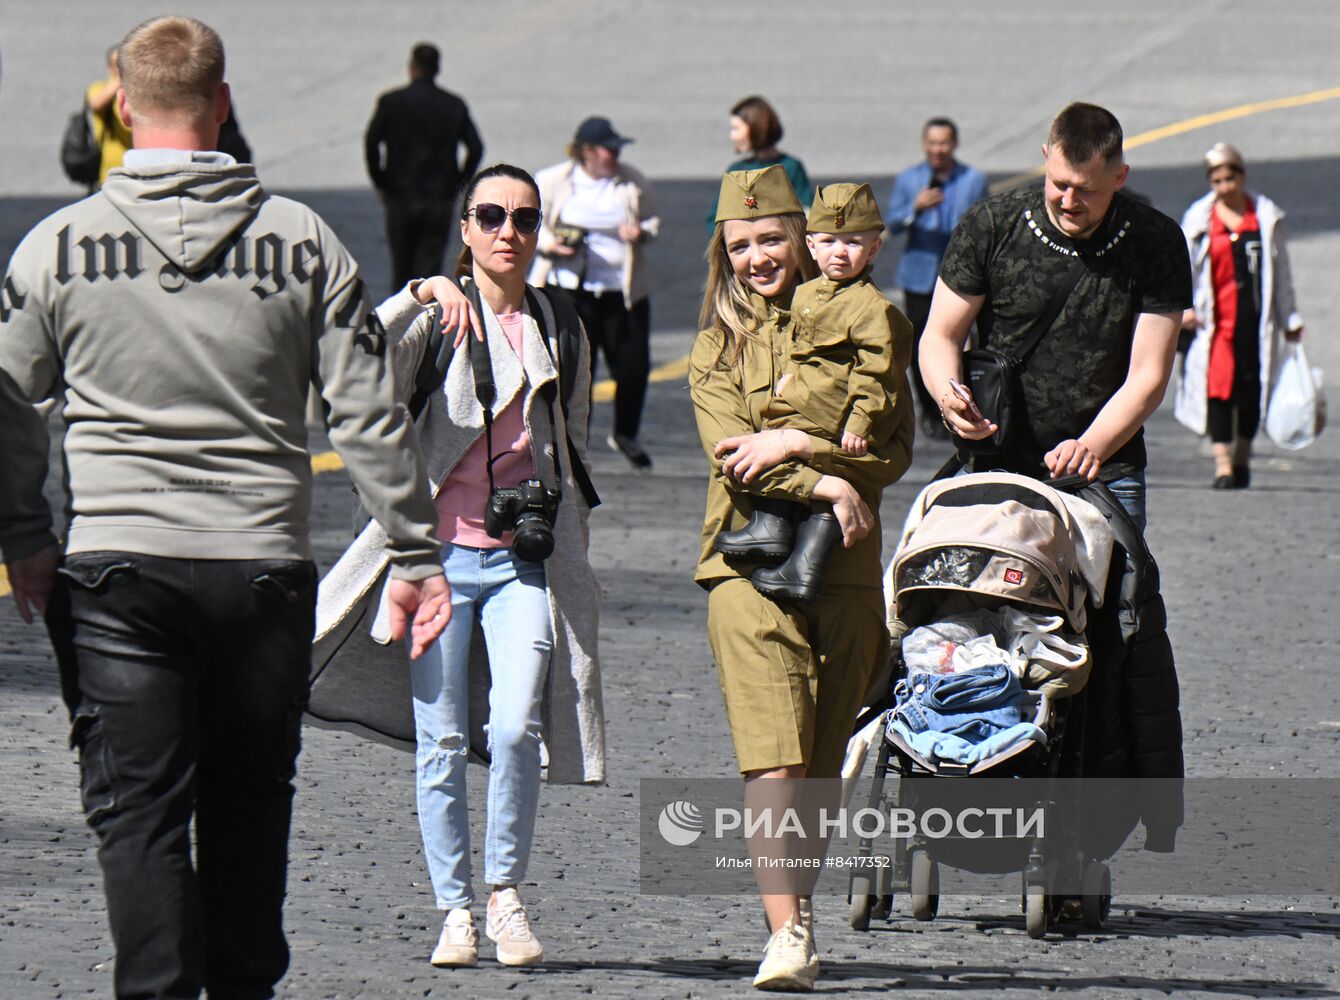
[1206,201,1261,401]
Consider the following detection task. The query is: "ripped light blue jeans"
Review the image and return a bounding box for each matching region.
[410,544,552,910]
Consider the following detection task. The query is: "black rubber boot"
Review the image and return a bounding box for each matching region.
[749,509,841,604]
[715,497,797,563]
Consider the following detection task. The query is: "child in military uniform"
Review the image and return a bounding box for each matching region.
[716,183,912,603]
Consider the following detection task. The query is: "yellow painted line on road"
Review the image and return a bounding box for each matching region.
[310,451,347,474]
[591,355,690,403]
[309,354,694,474]
[1125,85,1340,150]
[993,84,1340,191]
[0,566,9,599]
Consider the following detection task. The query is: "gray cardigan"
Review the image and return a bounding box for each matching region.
[315,284,606,785]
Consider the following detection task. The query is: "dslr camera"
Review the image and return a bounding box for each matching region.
[485,479,562,562]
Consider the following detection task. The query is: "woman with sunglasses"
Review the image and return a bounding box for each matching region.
[690,166,913,992]
[530,116,660,469]
[326,163,605,970]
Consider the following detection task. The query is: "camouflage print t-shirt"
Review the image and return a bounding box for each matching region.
[938,185,1191,473]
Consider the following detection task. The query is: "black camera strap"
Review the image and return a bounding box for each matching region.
[465,280,565,501]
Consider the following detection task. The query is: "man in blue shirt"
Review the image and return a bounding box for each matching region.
[886,118,988,437]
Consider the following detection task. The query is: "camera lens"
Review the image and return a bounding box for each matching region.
[511,512,555,563]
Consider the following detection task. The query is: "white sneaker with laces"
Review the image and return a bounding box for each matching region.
[753,917,818,992]
[430,907,478,968]
[486,887,544,966]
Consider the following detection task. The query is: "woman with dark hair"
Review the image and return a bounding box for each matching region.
[690,165,913,992]
[705,95,814,228]
[321,163,605,971]
[531,117,660,469]
[1174,142,1304,488]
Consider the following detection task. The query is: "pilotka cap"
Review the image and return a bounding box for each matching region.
[806,182,883,233]
[714,165,804,223]
[1204,142,1245,175]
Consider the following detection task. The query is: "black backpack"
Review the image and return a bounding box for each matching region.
[60,107,102,188]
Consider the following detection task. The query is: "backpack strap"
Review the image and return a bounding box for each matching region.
[525,286,600,510]
[407,306,450,420]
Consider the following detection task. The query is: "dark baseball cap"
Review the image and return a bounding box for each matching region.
[574,116,633,150]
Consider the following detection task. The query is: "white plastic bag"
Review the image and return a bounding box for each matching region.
[900,620,983,675]
[999,608,1091,696]
[1265,341,1323,450]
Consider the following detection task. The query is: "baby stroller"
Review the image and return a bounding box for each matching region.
[847,471,1117,939]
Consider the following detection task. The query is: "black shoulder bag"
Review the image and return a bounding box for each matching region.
[60,106,102,188]
[958,255,1087,455]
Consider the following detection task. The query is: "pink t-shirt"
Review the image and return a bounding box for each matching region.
[434,312,537,548]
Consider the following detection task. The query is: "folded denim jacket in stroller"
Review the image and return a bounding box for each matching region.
[890,664,1046,765]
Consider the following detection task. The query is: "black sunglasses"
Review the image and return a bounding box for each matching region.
[466,203,542,235]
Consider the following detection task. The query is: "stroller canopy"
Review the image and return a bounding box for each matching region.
[889,472,1088,633]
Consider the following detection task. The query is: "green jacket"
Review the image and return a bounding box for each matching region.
[783,274,913,442]
[689,292,913,589]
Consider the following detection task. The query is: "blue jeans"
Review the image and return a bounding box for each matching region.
[410,545,552,910]
[1105,471,1147,534]
[894,664,1024,741]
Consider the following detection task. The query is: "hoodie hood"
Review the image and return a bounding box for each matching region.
[101,155,265,272]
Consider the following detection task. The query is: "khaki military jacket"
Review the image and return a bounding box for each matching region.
[689,292,913,590]
[782,274,913,443]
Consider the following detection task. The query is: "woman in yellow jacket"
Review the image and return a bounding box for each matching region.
[689,165,913,992]
[85,47,133,187]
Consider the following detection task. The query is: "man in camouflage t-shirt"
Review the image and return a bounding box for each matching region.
[920,102,1191,530]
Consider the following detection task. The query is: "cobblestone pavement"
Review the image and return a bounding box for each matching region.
[4,2,1340,997]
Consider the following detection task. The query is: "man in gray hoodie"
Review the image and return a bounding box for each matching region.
[0,16,454,999]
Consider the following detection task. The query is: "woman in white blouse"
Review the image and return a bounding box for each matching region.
[530,117,660,469]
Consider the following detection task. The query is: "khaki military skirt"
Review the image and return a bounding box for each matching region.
[706,577,886,779]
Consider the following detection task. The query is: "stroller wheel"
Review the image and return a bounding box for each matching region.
[909,850,939,921]
[1024,884,1049,939]
[1081,861,1112,929]
[849,892,874,931]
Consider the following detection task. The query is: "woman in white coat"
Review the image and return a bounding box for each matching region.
[1175,143,1304,488]
[318,164,605,971]
[529,117,660,468]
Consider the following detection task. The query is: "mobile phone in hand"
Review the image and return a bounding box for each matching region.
[948,377,985,422]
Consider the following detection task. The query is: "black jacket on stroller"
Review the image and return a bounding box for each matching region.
[1069,481,1183,853]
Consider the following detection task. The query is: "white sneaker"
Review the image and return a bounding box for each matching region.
[430,908,478,968]
[752,917,818,992]
[486,887,544,966]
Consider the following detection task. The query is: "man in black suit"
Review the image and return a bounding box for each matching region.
[365,42,484,291]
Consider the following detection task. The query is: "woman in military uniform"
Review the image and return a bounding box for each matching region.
[689,165,914,991]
